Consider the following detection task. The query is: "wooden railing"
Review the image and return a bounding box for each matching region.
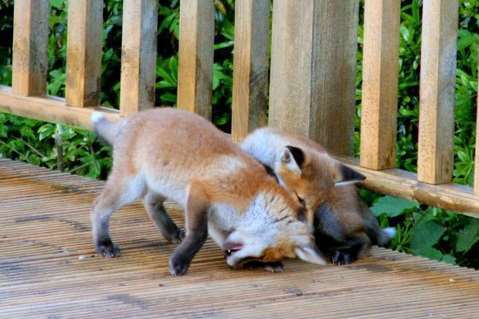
[0,0,477,217]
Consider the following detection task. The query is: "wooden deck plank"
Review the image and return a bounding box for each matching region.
[0,158,478,319]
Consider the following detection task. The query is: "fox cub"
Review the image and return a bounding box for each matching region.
[241,127,395,264]
[91,108,326,276]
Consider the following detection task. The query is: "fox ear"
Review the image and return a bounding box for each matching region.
[335,163,366,187]
[295,244,327,265]
[280,145,305,174]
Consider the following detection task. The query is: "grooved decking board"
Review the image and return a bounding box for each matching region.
[1,158,478,319]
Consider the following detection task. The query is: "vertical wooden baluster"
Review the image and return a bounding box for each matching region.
[269,0,359,155]
[177,0,214,119]
[66,0,103,107]
[12,0,50,96]
[360,0,400,169]
[119,0,158,115]
[417,0,458,184]
[231,0,269,142]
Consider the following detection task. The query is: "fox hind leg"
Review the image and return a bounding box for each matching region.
[91,172,145,257]
[144,191,184,243]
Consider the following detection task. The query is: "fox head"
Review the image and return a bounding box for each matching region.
[273,145,365,220]
[218,183,327,268]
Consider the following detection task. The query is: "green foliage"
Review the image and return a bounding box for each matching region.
[0,112,111,179]
[370,196,418,218]
[371,196,479,268]
[456,220,479,253]
[0,0,478,267]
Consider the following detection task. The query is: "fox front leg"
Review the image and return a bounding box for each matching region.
[168,182,209,276]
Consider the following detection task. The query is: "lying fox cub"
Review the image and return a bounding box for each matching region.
[241,127,395,265]
[91,108,325,276]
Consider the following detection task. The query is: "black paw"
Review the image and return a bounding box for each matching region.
[331,251,355,265]
[168,254,190,276]
[96,239,121,258]
[240,260,284,273]
[263,262,284,273]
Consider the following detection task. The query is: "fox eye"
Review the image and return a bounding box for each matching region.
[297,196,305,206]
[294,192,306,207]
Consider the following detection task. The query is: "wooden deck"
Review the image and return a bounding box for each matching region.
[1,158,479,319]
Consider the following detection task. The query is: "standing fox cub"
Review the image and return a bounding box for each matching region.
[241,128,395,264]
[91,108,325,276]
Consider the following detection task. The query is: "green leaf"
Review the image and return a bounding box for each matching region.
[414,246,443,261]
[441,254,456,265]
[455,220,479,253]
[50,0,64,9]
[410,220,446,251]
[370,196,419,217]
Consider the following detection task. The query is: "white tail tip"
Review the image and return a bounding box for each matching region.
[91,112,105,124]
[383,227,396,239]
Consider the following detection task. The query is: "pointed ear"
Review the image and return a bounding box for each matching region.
[335,164,366,187]
[295,244,327,265]
[280,145,305,174]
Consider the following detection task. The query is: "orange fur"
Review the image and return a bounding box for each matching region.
[91,108,325,275]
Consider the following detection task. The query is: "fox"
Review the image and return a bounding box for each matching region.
[240,127,395,265]
[90,108,326,276]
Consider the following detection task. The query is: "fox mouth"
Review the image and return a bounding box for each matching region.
[222,241,243,258]
[224,247,241,257]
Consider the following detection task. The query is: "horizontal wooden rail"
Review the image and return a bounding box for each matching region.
[0,86,120,129]
[340,157,479,218]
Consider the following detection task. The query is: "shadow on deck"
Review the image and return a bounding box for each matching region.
[1,158,478,319]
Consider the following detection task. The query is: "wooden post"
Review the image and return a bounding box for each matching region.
[66,0,103,107]
[269,0,359,156]
[177,0,214,119]
[12,0,50,96]
[360,0,400,170]
[417,0,458,184]
[119,0,158,115]
[231,0,269,142]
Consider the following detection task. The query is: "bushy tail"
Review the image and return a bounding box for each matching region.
[377,227,396,246]
[91,112,122,145]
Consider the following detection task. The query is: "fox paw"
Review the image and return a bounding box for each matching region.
[263,262,284,273]
[331,251,355,265]
[168,255,190,276]
[96,239,121,258]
